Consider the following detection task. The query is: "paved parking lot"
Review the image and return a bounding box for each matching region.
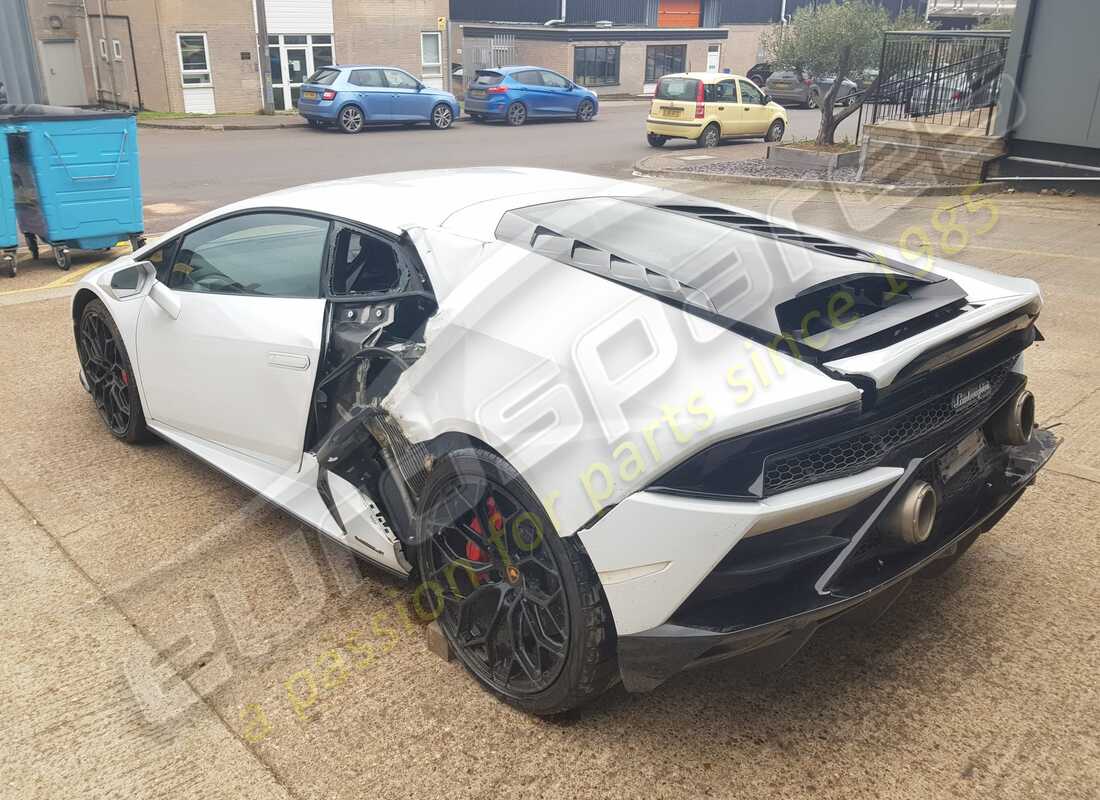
[2,172,1098,796]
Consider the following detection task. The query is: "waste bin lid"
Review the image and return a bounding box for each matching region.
[0,104,135,122]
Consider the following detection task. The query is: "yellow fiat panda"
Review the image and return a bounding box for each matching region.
[645,72,789,148]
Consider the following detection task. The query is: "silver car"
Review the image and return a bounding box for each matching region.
[765,69,858,108]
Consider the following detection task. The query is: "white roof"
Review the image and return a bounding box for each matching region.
[214,167,629,234]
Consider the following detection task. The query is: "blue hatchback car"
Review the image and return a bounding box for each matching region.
[464,66,599,126]
[297,65,460,134]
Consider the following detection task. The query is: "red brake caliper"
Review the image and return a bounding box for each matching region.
[465,497,505,585]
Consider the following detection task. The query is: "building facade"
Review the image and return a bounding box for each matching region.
[6,0,450,114]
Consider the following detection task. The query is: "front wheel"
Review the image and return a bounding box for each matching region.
[430,103,454,130]
[647,133,668,148]
[338,104,365,134]
[807,91,819,109]
[415,448,618,715]
[764,119,785,142]
[506,102,527,127]
[77,299,151,443]
[697,122,721,148]
[576,99,595,122]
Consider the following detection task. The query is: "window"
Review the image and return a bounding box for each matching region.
[168,213,330,298]
[383,69,420,90]
[349,68,385,87]
[112,39,123,61]
[473,70,504,86]
[98,38,108,60]
[738,80,765,104]
[539,70,571,89]
[177,34,211,86]
[574,46,620,87]
[514,70,543,86]
[420,31,442,77]
[308,68,341,86]
[704,80,736,102]
[330,228,404,296]
[656,76,699,100]
[645,45,686,83]
[144,240,178,284]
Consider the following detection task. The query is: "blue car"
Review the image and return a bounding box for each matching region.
[297,65,460,134]
[464,66,599,126]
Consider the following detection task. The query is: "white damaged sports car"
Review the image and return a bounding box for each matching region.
[73,168,1058,714]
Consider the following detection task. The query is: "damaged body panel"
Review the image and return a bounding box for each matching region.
[71,168,1058,713]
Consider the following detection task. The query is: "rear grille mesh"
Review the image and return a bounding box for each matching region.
[763,365,1011,495]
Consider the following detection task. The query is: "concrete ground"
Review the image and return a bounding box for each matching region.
[1,152,1098,798]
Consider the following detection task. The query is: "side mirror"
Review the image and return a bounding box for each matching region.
[100,260,155,301]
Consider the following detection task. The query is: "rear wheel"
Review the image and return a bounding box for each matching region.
[430,103,454,130]
[338,104,364,134]
[77,299,150,443]
[764,119,785,142]
[506,102,527,127]
[647,133,668,148]
[416,448,618,715]
[576,100,595,122]
[807,91,820,109]
[697,122,720,148]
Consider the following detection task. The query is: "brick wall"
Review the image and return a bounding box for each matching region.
[859,121,1006,184]
[332,0,450,84]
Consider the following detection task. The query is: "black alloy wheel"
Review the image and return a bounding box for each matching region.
[78,300,150,442]
[576,100,595,122]
[416,448,616,714]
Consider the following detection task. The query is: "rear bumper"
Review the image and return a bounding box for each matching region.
[465,96,508,117]
[614,427,1059,692]
[298,102,339,121]
[646,117,705,138]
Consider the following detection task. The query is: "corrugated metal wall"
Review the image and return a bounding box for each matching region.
[0,0,45,104]
[450,0,562,23]
[566,0,648,24]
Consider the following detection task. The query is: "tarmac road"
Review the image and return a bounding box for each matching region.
[1,176,1098,799]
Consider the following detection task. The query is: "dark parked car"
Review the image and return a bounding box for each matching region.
[765,69,858,108]
[747,62,775,87]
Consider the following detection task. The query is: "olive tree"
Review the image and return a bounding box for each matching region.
[761,1,932,145]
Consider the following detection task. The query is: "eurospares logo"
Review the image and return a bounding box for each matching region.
[952,379,992,410]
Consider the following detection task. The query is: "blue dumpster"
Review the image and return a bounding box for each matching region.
[0,126,17,277]
[2,105,144,271]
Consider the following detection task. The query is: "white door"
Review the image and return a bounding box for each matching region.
[135,212,331,469]
[420,32,444,90]
[40,39,88,106]
[707,45,721,73]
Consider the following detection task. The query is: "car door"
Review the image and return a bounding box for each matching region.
[538,69,578,115]
[512,69,548,115]
[348,68,390,120]
[710,79,740,135]
[384,68,431,121]
[134,211,331,470]
[737,79,772,135]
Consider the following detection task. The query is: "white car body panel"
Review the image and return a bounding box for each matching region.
[72,167,1045,641]
[579,467,902,635]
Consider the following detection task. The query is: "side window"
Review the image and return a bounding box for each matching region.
[514,70,543,86]
[144,240,178,284]
[169,213,330,298]
[350,69,385,87]
[717,80,737,101]
[383,69,419,90]
[329,227,407,296]
[540,70,570,89]
[739,80,764,104]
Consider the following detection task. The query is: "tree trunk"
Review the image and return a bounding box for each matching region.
[815,44,852,146]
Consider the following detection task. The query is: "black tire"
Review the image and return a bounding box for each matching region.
[3,255,15,278]
[430,103,454,130]
[77,299,151,444]
[338,104,365,134]
[415,447,618,715]
[25,232,39,260]
[506,101,527,127]
[697,122,720,148]
[764,119,785,142]
[576,99,595,122]
[646,132,668,148]
[807,91,820,110]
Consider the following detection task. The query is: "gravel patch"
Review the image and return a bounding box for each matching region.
[681,157,867,182]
